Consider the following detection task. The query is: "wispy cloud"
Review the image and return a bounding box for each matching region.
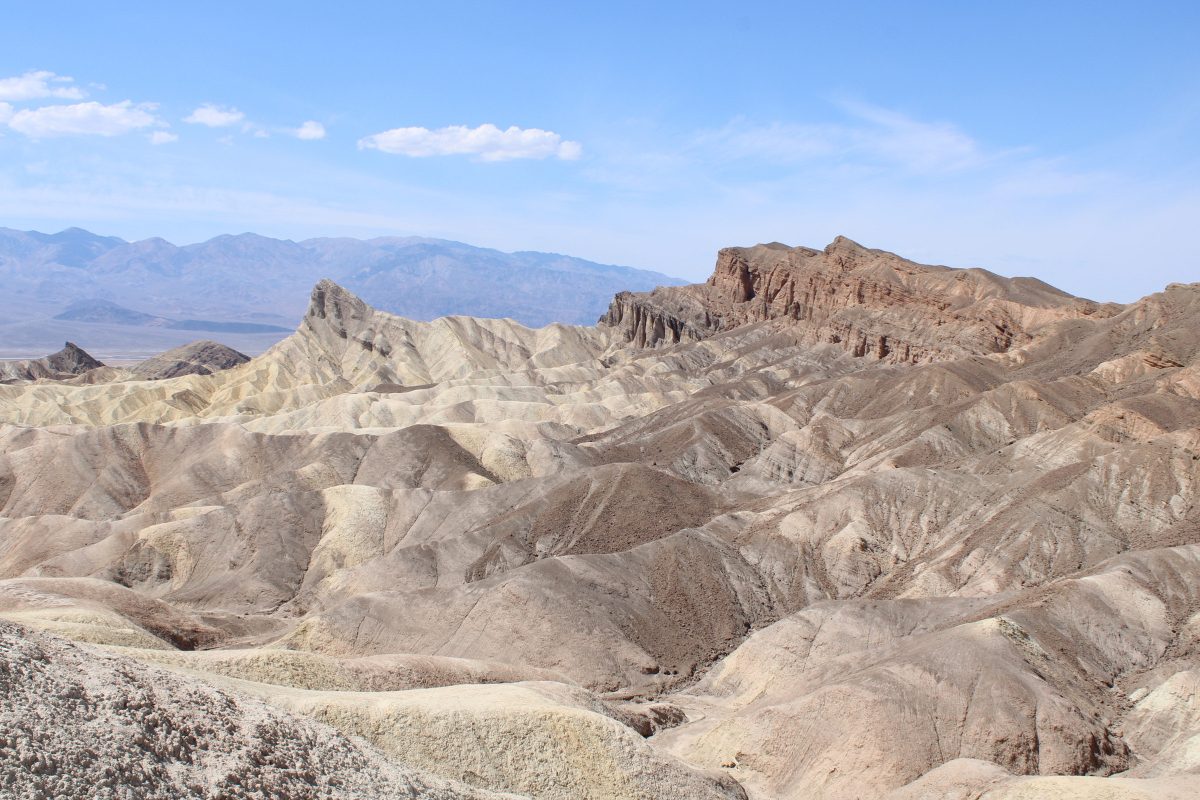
[359,123,581,161]
[288,121,325,140]
[842,102,981,171]
[697,103,985,173]
[184,104,245,127]
[7,101,160,137]
[0,71,86,102]
[150,131,178,145]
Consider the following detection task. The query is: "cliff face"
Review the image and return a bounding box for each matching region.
[598,285,719,349]
[601,237,1120,363]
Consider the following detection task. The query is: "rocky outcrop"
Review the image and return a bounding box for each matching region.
[0,342,103,383]
[600,237,1121,363]
[129,340,250,380]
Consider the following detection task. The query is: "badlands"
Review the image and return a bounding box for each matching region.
[2,235,1200,799]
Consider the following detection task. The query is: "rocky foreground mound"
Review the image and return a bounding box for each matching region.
[1,237,1199,798]
[0,620,512,800]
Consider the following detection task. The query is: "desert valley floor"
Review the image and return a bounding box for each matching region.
[2,237,1199,799]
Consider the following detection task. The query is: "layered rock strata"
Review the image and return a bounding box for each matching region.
[600,237,1120,362]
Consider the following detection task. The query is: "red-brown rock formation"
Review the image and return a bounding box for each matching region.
[601,237,1121,363]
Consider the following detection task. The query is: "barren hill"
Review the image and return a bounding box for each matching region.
[0,342,102,382]
[1,237,1198,799]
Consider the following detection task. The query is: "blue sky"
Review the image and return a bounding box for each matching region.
[1,1,1197,301]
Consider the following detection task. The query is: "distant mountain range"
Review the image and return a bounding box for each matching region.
[0,227,686,328]
[53,299,293,333]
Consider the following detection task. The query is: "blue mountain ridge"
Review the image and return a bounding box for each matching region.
[0,227,687,329]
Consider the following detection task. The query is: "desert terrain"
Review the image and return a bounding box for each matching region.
[2,236,1199,799]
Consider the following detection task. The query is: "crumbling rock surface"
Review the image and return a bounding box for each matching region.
[0,620,514,800]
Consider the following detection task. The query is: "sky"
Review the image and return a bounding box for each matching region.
[1,0,1198,302]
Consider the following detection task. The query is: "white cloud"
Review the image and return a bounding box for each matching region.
[7,101,160,137]
[150,131,178,144]
[359,123,581,161]
[184,104,245,127]
[254,129,270,138]
[290,121,325,140]
[0,70,86,101]
[556,140,583,160]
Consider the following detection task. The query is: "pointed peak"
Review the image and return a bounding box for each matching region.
[306,279,369,324]
[824,236,869,255]
[50,343,104,372]
[310,278,362,302]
